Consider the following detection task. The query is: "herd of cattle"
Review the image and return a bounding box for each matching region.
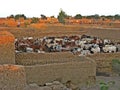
[15,35,120,56]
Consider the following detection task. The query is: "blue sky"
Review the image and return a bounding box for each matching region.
[0,0,120,17]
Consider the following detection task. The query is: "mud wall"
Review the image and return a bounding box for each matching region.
[0,65,26,90]
[16,52,86,65]
[0,31,15,64]
[15,52,96,85]
[87,53,120,75]
[24,58,96,85]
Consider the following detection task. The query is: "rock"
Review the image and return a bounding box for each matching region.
[51,81,67,90]
[51,85,67,90]
[42,86,52,90]
[63,88,72,90]
[66,81,78,90]
[25,83,40,90]
[45,83,53,86]
[53,81,61,85]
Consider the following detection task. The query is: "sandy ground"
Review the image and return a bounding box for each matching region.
[81,76,120,90]
[0,24,120,42]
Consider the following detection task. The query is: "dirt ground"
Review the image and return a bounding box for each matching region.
[80,76,120,90]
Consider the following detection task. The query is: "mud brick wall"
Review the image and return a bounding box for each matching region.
[87,53,120,74]
[0,31,15,64]
[16,52,86,65]
[25,58,96,85]
[0,65,26,90]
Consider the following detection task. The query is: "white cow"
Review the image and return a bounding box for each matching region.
[71,47,82,55]
[115,44,120,52]
[26,47,34,52]
[81,38,94,43]
[79,50,91,56]
[104,39,111,45]
[81,44,93,50]
[103,45,117,53]
[91,45,100,54]
[75,40,86,46]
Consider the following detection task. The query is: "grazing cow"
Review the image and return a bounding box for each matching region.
[79,50,91,56]
[103,45,117,53]
[55,37,63,41]
[28,37,33,40]
[69,35,80,41]
[71,47,82,55]
[115,44,120,52]
[81,34,91,39]
[49,45,62,52]
[82,38,94,43]
[90,45,100,54]
[81,43,93,50]
[26,47,34,52]
[104,39,111,45]
[75,40,86,46]
[55,45,62,52]
[37,50,45,53]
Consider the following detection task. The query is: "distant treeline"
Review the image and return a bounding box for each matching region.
[7,10,120,24]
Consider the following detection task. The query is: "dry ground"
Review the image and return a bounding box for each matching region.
[0,24,120,42]
[80,76,120,90]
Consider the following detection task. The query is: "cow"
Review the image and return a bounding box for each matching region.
[79,50,91,56]
[115,43,120,52]
[90,45,100,54]
[103,45,117,53]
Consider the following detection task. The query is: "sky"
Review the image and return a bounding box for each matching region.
[0,0,120,17]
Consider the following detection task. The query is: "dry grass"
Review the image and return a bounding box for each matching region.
[0,24,120,42]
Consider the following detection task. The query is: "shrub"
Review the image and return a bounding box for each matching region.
[31,17,39,23]
[99,81,115,90]
[112,59,120,72]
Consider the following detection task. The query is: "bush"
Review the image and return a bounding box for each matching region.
[112,59,120,64]
[57,9,68,24]
[112,59,120,72]
[31,17,39,23]
[99,81,115,90]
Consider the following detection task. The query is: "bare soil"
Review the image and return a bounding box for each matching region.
[81,76,120,90]
[0,24,120,42]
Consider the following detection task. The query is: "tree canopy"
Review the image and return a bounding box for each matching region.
[8,14,14,18]
[74,14,82,19]
[7,11,120,21]
[31,17,39,23]
[14,14,27,20]
[41,14,47,20]
[57,9,68,24]
[7,14,27,20]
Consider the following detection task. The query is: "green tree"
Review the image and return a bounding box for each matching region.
[74,14,82,19]
[114,14,120,20]
[41,14,47,20]
[50,16,55,18]
[86,14,100,19]
[31,17,39,23]
[94,14,100,19]
[14,14,27,20]
[7,14,14,18]
[57,9,68,24]
[105,15,113,20]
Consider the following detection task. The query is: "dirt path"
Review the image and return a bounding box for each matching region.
[81,76,120,90]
